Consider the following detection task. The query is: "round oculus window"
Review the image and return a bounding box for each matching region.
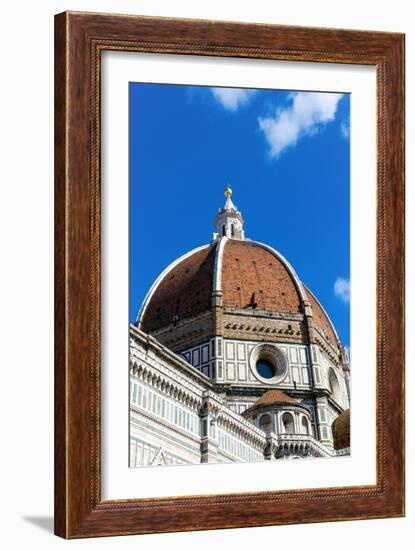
[256,359,275,379]
[249,344,288,383]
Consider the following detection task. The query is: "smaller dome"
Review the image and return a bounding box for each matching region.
[242,390,298,418]
[255,389,296,406]
[332,409,350,450]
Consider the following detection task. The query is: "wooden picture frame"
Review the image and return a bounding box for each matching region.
[54,11,405,538]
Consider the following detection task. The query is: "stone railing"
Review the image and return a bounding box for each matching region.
[265,433,334,459]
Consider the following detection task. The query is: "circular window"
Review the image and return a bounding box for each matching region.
[256,359,275,379]
[249,344,288,384]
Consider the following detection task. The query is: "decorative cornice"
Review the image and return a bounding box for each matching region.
[130,324,212,388]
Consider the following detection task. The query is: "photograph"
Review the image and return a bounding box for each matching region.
[0,0,407,544]
[128,82,351,467]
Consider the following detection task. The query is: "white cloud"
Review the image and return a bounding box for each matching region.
[258,92,343,158]
[341,121,350,139]
[334,277,350,304]
[210,88,256,112]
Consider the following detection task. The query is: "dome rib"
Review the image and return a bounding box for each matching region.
[251,240,308,303]
[212,236,228,294]
[304,285,340,347]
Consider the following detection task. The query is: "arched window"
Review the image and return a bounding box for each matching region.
[301,416,309,435]
[231,224,235,237]
[329,369,341,403]
[222,224,226,236]
[259,413,272,433]
[282,412,295,434]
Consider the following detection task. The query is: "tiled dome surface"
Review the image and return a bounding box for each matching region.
[139,239,339,350]
[141,245,216,333]
[242,390,300,418]
[221,240,302,313]
[332,409,350,450]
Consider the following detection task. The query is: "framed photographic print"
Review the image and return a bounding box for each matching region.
[54,11,405,538]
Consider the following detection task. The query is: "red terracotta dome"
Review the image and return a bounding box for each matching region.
[254,389,297,406]
[304,286,339,347]
[242,389,307,417]
[332,409,350,450]
[221,240,302,314]
[138,238,339,350]
[140,245,216,333]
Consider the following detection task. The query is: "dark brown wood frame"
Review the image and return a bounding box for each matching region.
[54,11,405,539]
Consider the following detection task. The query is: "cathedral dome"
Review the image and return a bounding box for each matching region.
[137,187,340,351]
[242,389,298,416]
[331,409,350,450]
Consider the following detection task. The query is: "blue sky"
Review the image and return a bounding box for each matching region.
[129,83,350,348]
